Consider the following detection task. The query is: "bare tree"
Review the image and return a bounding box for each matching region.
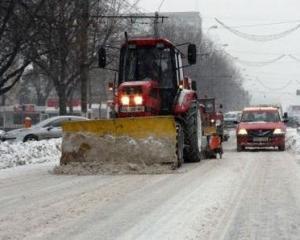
[160,17,250,111]
[20,64,53,106]
[0,0,45,97]
[28,0,126,115]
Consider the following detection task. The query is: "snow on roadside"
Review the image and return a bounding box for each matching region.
[286,128,300,154]
[0,138,61,170]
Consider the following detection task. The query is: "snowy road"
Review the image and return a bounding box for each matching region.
[1,136,300,239]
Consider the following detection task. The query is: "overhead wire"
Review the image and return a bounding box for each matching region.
[248,89,293,95]
[226,52,286,67]
[203,19,300,29]
[229,50,288,56]
[256,79,294,91]
[157,0,166,12]
[215,18,300,42]
[289,54,300,62]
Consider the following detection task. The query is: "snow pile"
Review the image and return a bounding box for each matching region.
[0,138,61,169]
[286,128,300,153]
[56,133,177,175]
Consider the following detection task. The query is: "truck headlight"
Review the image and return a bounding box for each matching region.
[133,95,143,105]
[273,128,284,135]
[238,129,247,135]
[120,96,130,105]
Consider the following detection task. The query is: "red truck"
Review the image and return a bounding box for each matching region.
[236,107,287,151]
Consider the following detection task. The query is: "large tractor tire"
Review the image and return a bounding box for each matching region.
[183,102,203,162]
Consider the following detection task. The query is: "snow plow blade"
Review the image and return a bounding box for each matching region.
[58,116,178,174]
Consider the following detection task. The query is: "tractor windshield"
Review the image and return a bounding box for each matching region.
[119,46,175,88]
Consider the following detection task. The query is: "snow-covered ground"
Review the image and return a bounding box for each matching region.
[286,128,300,153]
[1,133,300,239]
[0,138,61,169]
[1,129,300,239]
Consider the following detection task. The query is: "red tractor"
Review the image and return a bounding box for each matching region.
[60,35,208,172]
[98,37,203,164]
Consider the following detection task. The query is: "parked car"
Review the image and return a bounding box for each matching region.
[0,115,88,142]
[224,111,241,128]
[236,107,287,151]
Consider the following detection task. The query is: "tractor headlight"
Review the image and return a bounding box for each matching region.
[120,96,130,105]
[273,128,284,135]
[238,129,248,135]
[133,95,143,105]
[211,119,215,124]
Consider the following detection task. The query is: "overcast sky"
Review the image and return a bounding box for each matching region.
[132,0,300,109]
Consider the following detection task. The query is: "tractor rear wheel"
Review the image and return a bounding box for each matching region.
[183,102,203,162]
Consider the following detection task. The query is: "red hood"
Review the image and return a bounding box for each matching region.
[238,121,285,130]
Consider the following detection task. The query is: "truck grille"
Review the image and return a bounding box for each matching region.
[248,129,273,138]
[120,106,145,113]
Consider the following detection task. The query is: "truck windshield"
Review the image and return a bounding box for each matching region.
[119,46,175,88]
[241,111,280,122]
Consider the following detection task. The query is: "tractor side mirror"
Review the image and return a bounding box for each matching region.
[98,47,106,68]
[219,104,223,109]
[188,44,197,65]
[191,81,197,91]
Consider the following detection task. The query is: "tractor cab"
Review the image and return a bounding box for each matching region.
[99,37,197,117]
[119,38,179,115]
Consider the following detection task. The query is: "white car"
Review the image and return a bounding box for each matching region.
[1,115,88,142]
[224,111,242,128]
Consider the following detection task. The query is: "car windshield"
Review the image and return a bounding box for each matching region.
[33,117,60,128]
[241,111,280,122]
[33,116,85,128]
[225,113,237,118]
[120,46,175,88]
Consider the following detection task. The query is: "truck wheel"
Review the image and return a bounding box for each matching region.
[23,135,38,142]
[183,102,203,162]
[237,144,244,152]
[278,144,285,151]
[175,122,184,168]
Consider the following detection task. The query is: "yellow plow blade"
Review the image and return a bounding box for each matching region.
[62,116,177,139]
[58,116,178,174]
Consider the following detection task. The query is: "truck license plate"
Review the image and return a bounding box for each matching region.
[253,137,268,142]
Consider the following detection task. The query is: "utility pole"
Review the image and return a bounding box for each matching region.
[154,12,160,38]
[79,0,89,115]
